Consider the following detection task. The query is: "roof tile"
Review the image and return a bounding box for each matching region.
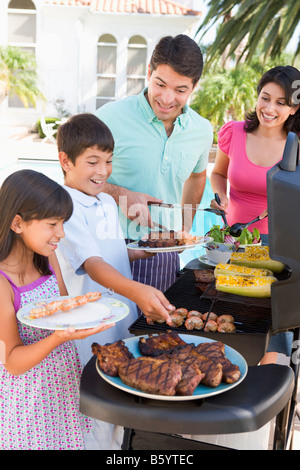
[44,0,201,16]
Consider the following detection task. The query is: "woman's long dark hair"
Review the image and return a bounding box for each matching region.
[244,65,300,135]
[0,169,73,275]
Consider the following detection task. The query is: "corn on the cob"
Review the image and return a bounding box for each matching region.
[216,274,277,298]
[245,245,270,255]
[214,263,273,277]
[230,246,285,273]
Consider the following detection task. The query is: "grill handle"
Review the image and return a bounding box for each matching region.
[279,131,299,172]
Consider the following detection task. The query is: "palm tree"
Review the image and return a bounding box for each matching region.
[197,0,300,68]
[0,45,45,106]
[191,62,260,141]
[190,51,294,140]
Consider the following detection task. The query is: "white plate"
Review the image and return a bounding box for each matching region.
[198,254,218,267]
[127,236,213,253]
[96,334,248,401]
[17,295,129,330]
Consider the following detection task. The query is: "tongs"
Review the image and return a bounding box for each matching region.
[152,221,168,231]
[214,193,228,227]
[147,201,224,217]
[229,210,268,237]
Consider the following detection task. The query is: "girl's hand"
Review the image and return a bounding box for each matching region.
[53,323,115,342]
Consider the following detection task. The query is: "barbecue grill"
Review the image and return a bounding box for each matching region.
[80,131,300,450]
[129,269,273,366]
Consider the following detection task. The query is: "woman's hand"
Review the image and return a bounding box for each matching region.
[210,194,229,212]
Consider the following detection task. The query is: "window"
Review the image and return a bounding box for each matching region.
[96,34,117,109]
[7,0,36,108]
[126,35,147,96]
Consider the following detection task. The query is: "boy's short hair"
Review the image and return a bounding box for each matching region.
[57,113,114,166]
[149,34,203,87]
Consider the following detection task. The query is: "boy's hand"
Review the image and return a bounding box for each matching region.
[128,248,156,262]
[133,284,175,326]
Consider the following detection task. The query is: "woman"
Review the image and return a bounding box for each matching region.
[210,65,300,234]
[210,65,300,364]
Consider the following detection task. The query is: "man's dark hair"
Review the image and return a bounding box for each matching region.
[149,34,203,87]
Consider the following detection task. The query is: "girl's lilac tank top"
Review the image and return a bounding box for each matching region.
[0,268,54,312]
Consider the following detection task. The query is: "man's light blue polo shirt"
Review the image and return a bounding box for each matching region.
[96,88,213,239]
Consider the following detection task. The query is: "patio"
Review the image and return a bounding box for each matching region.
[0,125,299,450]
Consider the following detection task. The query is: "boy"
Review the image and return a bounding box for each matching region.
[56,113,175,449]
[56,113,174,363]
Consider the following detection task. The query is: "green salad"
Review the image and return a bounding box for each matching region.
[207,225,261,245]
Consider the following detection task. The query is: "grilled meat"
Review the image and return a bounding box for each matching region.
[93,333,241,396]
[161,344,223,388]
[202,311,218,322]
[187,310,202,318]
[118,357,182,396]
[193,269,215,284]
[169,313,185,327]
[92,340,133,377]
[217,322,236,333]
[173,308,189,318]
[138,331,186,357]
[217,314,235,324]
[195,342,241,384]
[204,320,218,332]
[175,363,204,396]
[138,230,177,248]
[184,316,204,331]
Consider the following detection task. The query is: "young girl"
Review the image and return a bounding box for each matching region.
[0,169,112,450]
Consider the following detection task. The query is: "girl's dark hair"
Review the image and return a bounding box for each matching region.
[0,169,73,275]
[244,65,300,135]
[57,113,114,169]
[149,34,203,87]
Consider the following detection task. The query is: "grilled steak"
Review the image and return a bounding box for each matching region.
[162,344,223,388]
[92,340,133,377]
[138,230,177,248]
[175,363,204,396]
[195,342,241,384]
[138,331,186,357]
[193,269,215,284]
[118,357,182,396]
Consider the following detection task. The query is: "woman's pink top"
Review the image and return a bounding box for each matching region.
[218,120,280,234]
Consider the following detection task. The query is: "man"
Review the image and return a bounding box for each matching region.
[96,34,213,294]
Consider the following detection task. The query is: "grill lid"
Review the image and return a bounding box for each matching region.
[267,132,300,333]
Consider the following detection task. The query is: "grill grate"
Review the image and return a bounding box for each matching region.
[129,270,273,365]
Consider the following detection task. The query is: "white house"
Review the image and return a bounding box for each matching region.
[0,0,203,127]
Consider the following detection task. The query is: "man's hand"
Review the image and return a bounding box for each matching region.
[119,190,163,228]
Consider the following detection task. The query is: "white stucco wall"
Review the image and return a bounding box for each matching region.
[0,1,201,126]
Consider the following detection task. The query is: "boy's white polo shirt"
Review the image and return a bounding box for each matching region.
[56,186,137,364]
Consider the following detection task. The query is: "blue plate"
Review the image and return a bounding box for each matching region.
[96,334,248,401]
